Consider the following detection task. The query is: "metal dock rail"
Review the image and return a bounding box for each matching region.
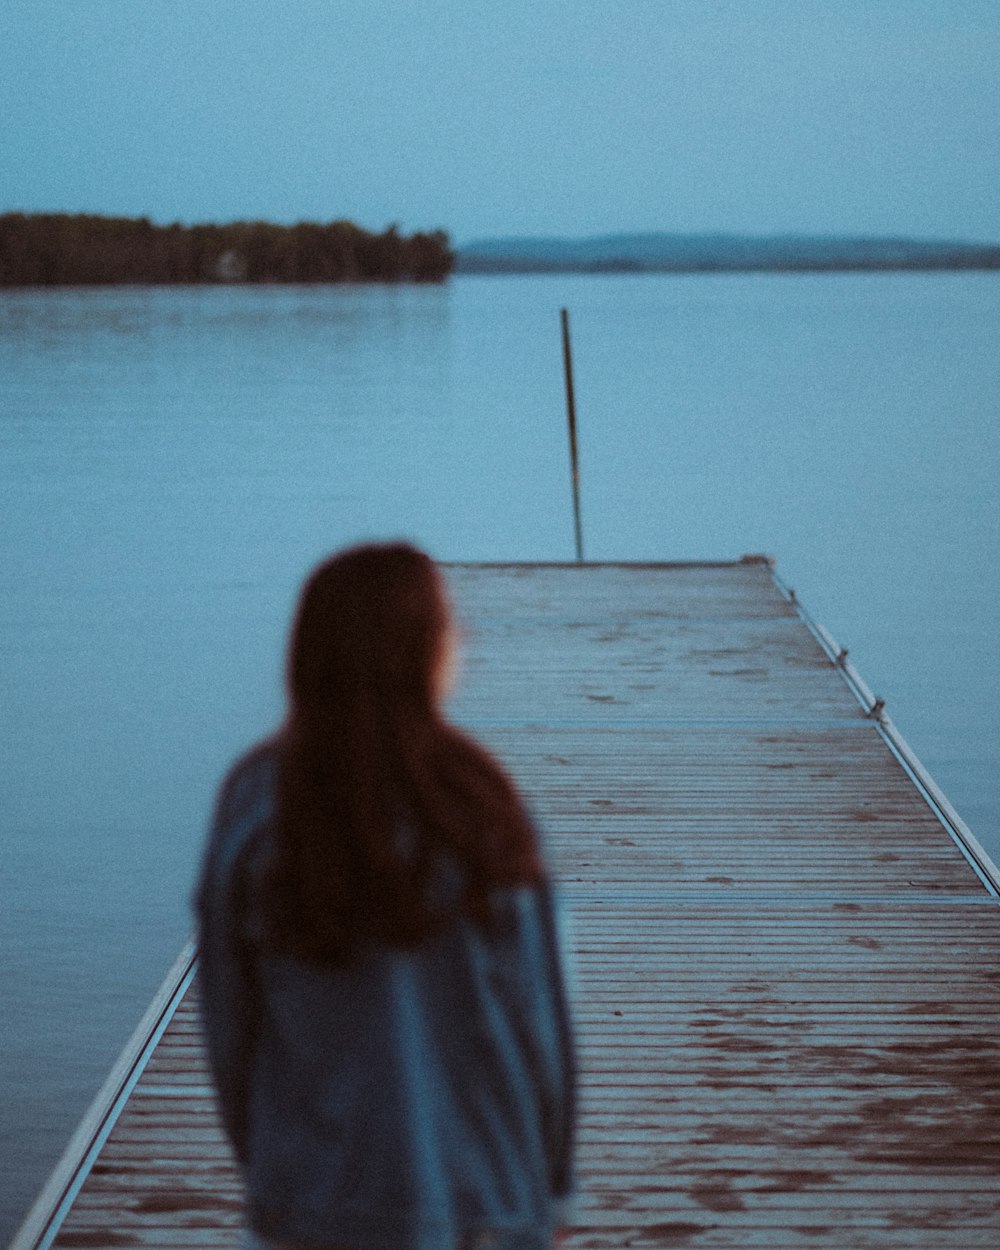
[13,561,1000,1249]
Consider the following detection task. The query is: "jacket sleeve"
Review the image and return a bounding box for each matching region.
[193,763,263,1166]
[535,879,577,1203]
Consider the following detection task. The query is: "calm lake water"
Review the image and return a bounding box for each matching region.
[1,272,998,1239]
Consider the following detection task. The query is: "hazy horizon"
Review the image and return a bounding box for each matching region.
[457,227,1000,247]
[5,212,999,253]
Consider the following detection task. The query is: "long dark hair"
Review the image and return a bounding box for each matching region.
[263,542,542,961]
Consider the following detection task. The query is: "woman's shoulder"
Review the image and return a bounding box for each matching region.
[201,737,279,891]
[195,740,274,925]
[214,738,278,829]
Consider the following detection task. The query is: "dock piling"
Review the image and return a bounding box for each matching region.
[560,308,584,562]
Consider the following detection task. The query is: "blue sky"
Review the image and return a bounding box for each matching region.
[2,0,998,243]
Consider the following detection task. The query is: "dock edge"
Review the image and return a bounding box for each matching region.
[771,566,1000,899]
[8,940,199,1250]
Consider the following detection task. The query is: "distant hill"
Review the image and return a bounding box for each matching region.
[456,232,1000,274]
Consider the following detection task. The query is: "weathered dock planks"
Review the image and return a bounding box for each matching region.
[13,560,1000,1250]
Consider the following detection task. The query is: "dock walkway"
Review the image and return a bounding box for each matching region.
[14,561,1000,1249]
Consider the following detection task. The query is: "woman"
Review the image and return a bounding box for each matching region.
[196,542,575,1250]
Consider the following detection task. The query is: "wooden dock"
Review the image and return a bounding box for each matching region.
[13,560,1000,1250]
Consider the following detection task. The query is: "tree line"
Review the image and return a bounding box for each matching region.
[0,214,454,286]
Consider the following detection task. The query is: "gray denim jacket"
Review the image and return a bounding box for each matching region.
[195,742,575,1250]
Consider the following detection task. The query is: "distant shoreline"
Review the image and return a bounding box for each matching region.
[456,231,1000,275]
[4,217,997,285]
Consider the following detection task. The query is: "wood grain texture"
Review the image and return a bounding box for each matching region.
[40,563,999,1249]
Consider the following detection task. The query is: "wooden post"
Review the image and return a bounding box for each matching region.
[561,308,584,562]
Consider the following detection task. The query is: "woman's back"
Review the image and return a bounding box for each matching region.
[198,742,573,1249]
[195,545,575,1250]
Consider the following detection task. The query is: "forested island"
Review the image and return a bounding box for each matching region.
[456,232,1000,274]
[0,214,454,285]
